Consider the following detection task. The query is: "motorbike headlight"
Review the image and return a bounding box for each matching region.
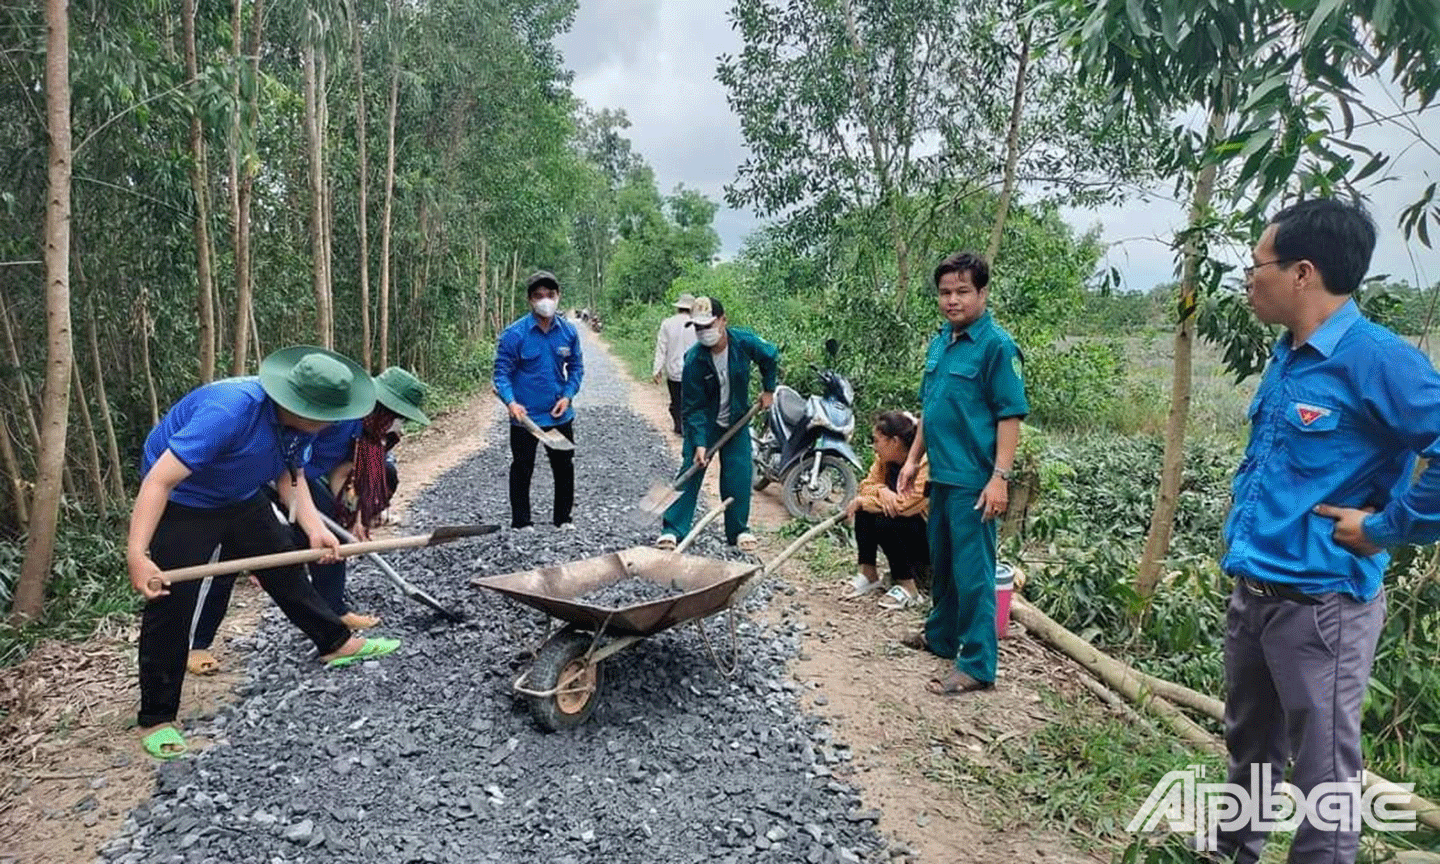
[840,378,854,405]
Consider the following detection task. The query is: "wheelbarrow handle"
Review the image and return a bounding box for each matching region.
[674,498,733,554]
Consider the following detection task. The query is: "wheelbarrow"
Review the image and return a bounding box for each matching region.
[469,502,844,731]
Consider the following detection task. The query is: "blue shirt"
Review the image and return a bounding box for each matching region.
[493,313,584,427]
[305,418,363,480]
[1222,300,1440,600]
[141,378,316,509]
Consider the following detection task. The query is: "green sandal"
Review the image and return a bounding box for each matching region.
[141,726,188,761]
[326,637,401,668]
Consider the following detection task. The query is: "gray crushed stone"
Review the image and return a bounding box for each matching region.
[102,336,891,864]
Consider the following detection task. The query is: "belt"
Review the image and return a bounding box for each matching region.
[1238,576,1322,606]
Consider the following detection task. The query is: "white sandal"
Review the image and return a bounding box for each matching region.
[877,584,920,610]
[844,572,883,598]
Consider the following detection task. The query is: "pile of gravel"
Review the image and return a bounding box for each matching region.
[100,345,895,864]
[575,577,689,608]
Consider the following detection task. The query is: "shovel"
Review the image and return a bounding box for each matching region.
[147,524,499,592]
[637,402,763,516]
[318,512,467,622]
[493,388,574,452]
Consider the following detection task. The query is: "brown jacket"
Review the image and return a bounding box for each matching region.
[854,456,929,519]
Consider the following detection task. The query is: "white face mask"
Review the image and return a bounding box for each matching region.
[697,327,721,347]
[532,297,558,318]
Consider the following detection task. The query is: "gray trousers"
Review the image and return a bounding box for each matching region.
[1218,583,1386,864]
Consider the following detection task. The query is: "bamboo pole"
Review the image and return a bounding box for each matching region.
[86,300,124,499]
[69,360,106,517]
[1011,595,1440,832]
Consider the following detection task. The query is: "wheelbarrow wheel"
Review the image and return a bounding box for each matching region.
[527,629,602,732]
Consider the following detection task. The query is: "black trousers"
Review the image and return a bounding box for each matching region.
[666,379,683,434]
[508,420,575,528]
[854,509,929,583]
[138,494,350,727]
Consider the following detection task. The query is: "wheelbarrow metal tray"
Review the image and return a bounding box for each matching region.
[471,547,759,638]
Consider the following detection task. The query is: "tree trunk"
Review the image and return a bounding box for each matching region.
[69,360,104,516]
[230,0,264,374]
[15,0,73,622]
[0,295,42,453]
[317,47,334,345]
[985,23,1032,265]
[476,235,488,341]
[137,282,159,427]
[87,299,124,500]
[0,412,26,529]
[1135,107,1228,600]
[182,0,216,382]
[378,26,399,370]
[302,37,332,348]
[349,0,372,369]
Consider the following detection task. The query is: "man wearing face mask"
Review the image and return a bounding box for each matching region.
[656,296,778,553]
[494,271,585,531]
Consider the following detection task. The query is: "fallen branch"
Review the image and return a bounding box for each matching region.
[1011,595,1440,832]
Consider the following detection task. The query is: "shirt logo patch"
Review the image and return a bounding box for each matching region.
[1294,403,1330,426]
[1011,355,1023,379]
[558,347,571,358]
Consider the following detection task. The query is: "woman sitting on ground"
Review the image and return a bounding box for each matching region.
[843,410,929,609]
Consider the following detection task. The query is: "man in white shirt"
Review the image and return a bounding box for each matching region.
[653,293,698,435]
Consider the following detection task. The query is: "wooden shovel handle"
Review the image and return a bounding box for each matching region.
[673,402,764,487]
[150,534,435,588]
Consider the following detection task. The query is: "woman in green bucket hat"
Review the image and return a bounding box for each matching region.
[187,366,431,664]
[127,346,402,761]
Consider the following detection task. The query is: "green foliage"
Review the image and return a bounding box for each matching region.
[1021,433,1240,693]
[0,504,135,667]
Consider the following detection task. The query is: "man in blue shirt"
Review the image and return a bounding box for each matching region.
[127,346,401,760]
[494,271,585,530]
[185,366,431,672]
[1217,199,1440,864]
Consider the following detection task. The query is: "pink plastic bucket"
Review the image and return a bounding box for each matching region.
[995,563,1016,639]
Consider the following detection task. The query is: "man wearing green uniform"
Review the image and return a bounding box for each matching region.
[656,296,778,553]
[899,252,1028,694]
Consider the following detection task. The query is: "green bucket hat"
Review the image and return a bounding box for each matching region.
[258,346,376,422]
[374,366,430,425]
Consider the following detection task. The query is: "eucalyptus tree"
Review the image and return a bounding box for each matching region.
[718,0,1153,304]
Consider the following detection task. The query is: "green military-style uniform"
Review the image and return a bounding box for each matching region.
[920,310,1028,683]
[662,327,780,544]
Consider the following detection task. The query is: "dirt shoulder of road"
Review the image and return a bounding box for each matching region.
[0,390,495,864]
[588,329,1107,864]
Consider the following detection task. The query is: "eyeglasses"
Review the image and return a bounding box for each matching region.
[1243,258,1294,279]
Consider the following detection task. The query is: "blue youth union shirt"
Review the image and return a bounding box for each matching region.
[492,313,584,427]
[305,418,363,480]
[141,378,316,509]
[1222,300,1440,600]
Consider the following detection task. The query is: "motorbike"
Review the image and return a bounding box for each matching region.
[752,339,861,519]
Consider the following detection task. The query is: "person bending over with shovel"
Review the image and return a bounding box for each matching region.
[655,297,778,553]
[494,270,585,531]
[185,366,431,675]
[126,346,402,761]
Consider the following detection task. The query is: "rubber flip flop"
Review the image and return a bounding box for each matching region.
[926,671,994,696]
[326,637,401,668]
[141,726,188,761]
[187,648,220,675]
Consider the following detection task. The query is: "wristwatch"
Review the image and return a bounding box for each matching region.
[993,467,1013,481]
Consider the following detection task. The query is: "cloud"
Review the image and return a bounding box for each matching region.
[558,0,760,253]
[560,3,1440,291]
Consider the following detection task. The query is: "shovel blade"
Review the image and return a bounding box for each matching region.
[537,430,575,451]
[429,523,502,543]
[636,482,681,517]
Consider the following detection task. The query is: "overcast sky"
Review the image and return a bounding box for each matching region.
[557,1,1440,293]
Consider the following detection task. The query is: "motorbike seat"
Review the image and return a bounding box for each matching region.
[775,386,808,429]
